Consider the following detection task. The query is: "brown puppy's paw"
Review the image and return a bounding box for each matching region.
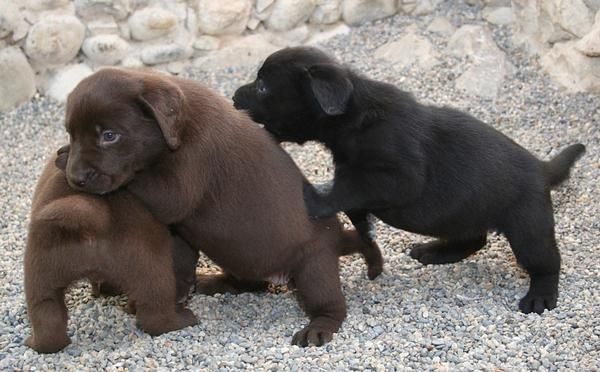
[125,300,137,315]
[519,292,557,314]
[25,334,71,354]
[137,308,197,336]
[291,325,334,347]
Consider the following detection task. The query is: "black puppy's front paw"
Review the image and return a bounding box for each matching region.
[303,183,335,219]
[519,292,557,314]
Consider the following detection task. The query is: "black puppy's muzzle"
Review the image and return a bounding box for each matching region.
[232,83,255,111]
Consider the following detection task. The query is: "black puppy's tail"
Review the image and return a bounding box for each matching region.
[543,144,586,188]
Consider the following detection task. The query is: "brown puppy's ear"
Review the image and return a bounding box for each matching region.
[55,145,70,171]
[306,64,353,116]
[137,76,185,150]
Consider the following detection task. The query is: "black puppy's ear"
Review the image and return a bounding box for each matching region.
[306,63,353,116]
[137,75,185,150]
[55,145,70,171]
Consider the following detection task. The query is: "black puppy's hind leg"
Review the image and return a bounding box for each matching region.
[503,195,560,314]
[291,250,346,347]
[409,236,487,265]
[346,210,384,280]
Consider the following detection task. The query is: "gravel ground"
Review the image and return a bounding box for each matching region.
[1,4,599,371]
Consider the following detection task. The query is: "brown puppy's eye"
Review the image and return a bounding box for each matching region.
[101,130,120,145]
[256,79,268,95]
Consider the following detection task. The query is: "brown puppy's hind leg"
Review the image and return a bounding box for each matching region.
[25,234,80,353]
[195,273,269,295]
[291,250,345,347]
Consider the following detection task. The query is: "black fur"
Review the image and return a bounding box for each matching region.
[233,46,586,314]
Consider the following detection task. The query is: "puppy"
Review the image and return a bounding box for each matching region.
[60,67,382,347]
[24,148,198,353]
[232,46,586,314]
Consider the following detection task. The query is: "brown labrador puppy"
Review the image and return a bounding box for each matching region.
[24,148,198,353]
[62,67,383,347]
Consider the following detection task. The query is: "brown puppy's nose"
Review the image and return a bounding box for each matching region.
[68,170,91,188]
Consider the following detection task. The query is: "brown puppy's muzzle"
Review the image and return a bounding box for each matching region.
[65,151,115,195]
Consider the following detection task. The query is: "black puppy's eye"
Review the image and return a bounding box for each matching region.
[256,79,268,95]
[101,130,120,145]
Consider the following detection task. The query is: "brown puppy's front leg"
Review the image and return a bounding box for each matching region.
[124,237,198,335]
[291,251,345,347]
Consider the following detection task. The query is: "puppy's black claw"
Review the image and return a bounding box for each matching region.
[519,293,557,314]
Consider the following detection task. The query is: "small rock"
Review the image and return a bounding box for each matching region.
[576,17,600,56]
[342,0,396,26]
[120,56,143,68]
[27,0,71,11]
[87,16,120,35]
[192,36,221,51]
[375,29,440,70]
[267,24,311,46]
[254,0,276,21]
[446,24,501,59]
[0,0,22,38]
[197,0,252,35]
[455,61,509,98]
[310,0,342,24]
[166,61,185,75]
[447,25,512,98]
[0,47,36,111]
[129,7,178,41]
[193,34,278,71]
[47,63,93,102]
[411,0,443,16]
[257,0,276,13]
[306,23,350,44]
[482,6,515,25]
[426,16,455,35]
[82,34,129,65]
[265,0,316,31]
[247,17,261,30]
[555,0,594,38]
[74,0,130,21]
[25,15,85,66]
[141,44,188,65]
[541,40,600,93]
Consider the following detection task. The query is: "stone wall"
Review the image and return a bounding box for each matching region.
[512,0,600,93]
[0,0,598,111]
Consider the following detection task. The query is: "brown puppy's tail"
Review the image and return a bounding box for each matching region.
[543,143,586,188]
[338,229,384,280]
[34,195,111,235]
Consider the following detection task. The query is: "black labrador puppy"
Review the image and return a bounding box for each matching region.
[232,46,586,314]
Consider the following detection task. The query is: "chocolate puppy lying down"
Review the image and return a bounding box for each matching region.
[233,46,586,314]
[61,67,381,347]
[25,149,198,353]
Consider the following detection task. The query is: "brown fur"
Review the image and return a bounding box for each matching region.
[24,149,198,353]
[62,67,383,347]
